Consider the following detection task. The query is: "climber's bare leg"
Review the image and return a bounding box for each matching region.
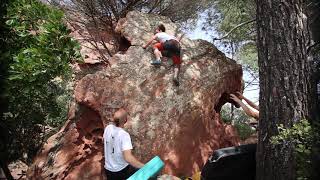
[173,64,180,86]
[154,48,162,61]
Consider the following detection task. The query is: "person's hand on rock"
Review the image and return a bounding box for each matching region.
[230,94,241,103]
[235,91,244,99]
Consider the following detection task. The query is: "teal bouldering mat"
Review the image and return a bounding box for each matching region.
[127,156,164,180]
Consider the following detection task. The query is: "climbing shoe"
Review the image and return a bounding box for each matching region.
[151,60,161,65]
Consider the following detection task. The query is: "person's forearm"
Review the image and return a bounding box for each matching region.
[144,40,152,48]
[144,37,155,48]
[123,150,144,168]
[243,97,259,111]
[237,100,258,119]
[252,111,259,119]
[126,155,144,168]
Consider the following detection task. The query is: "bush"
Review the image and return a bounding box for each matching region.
[234,121,255,140]
[2,0,82,163]
[220,104,256,140]
[270,119,320,180]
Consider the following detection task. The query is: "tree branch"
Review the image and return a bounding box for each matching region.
[213,19,256,41]
[148,0,161,13]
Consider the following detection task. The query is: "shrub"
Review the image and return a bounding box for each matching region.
[2,0,82,163]
[270,119,320,180]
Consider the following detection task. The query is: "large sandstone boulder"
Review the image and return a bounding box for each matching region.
[28,11,242,179]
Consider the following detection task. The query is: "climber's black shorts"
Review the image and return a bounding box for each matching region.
[163,39,181,57]
[105,165,138,180]
[153,39,182,65]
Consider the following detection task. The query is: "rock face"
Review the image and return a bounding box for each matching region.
[27,11,242,179]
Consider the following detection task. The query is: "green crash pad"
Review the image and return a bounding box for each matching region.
[127,156,164,180]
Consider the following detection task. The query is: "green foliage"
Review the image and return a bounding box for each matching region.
[2,0,82,163]
[234,121,255,140]
[214,0,256,43]
[238,42,258,72]
[221,105,249,124]
[220,106,233,124]
[221,105,256,140]
[204,0,258,71]
[270,119,319,180]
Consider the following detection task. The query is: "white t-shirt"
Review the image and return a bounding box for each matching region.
[104,124,133,172]
[155,32,175,43]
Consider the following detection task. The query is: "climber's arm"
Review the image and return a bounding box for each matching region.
[235,92,259,111]
[143,35,157,49]
[243,97,259,111]
[230,94,259,119]
[123,150,144,168]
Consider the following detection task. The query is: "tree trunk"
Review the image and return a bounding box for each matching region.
[256,0,312,180]
[0,161,13,180]
[308,1,320,179]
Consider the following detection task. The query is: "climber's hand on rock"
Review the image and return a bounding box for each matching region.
[235,91,244,99]
[142,45,147,49]
[230,94,241,103]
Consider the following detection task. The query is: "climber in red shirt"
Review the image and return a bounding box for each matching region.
[143,24,183,86]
